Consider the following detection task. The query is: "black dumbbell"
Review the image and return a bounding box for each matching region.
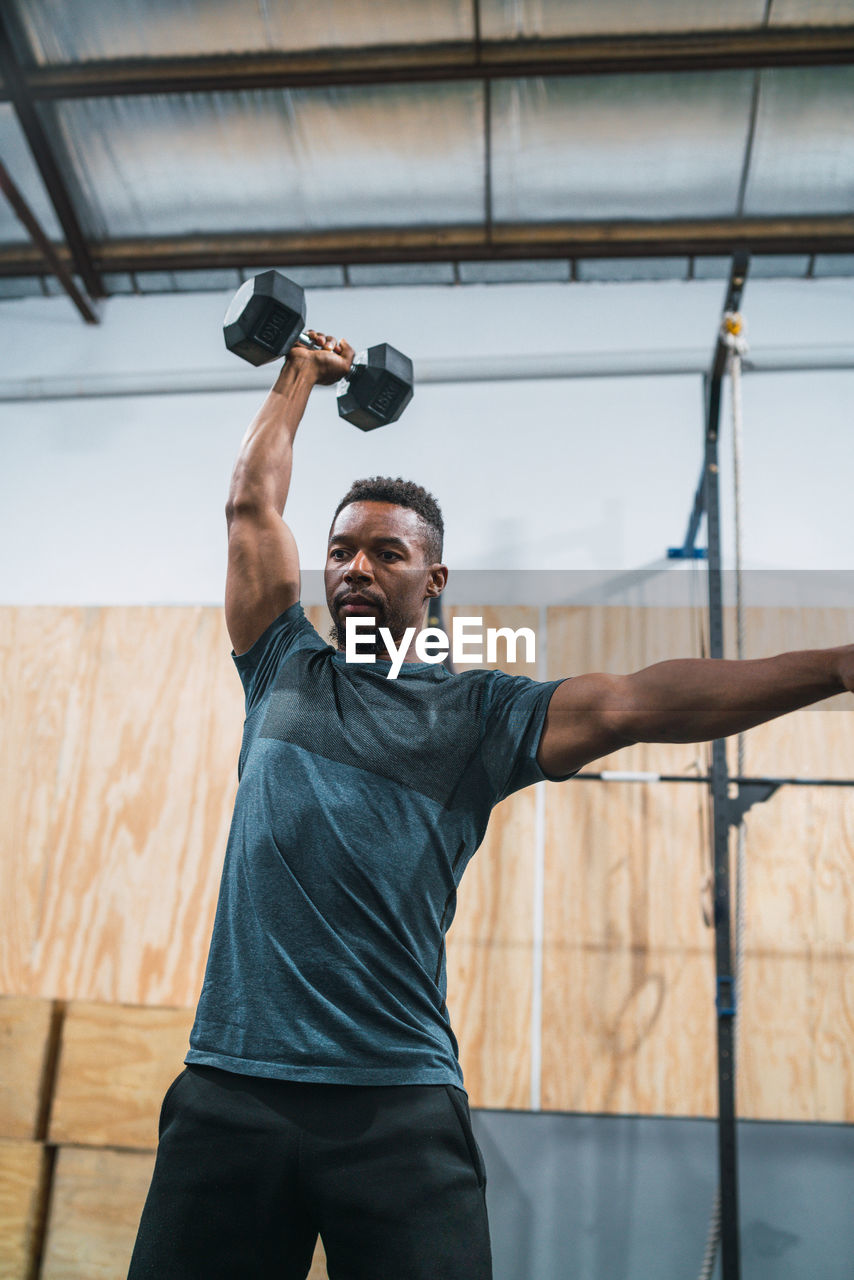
[223,270,414,432]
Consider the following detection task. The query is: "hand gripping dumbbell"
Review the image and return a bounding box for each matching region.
[223,269,414,432]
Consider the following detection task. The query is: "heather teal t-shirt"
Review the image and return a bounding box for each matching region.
[186,602,565,1090]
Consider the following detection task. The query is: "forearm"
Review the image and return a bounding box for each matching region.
[621,648,849,743]
[227,359,317,517]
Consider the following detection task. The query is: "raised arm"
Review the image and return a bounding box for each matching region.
[225,333,353,655]
[538,647,853,778]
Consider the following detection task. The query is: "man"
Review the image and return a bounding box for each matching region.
[129,333,852,1279]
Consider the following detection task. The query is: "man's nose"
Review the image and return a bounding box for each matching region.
[344,551,373,581]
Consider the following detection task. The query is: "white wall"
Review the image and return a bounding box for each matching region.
[1,276,852,605]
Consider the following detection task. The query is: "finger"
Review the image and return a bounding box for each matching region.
[306,329,335,349]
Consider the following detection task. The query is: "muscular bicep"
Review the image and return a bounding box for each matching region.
[537,673,637,777]
[224,503,301,656]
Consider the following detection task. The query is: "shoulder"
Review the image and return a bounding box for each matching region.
[233,601,330,710]
[233,601,324,660]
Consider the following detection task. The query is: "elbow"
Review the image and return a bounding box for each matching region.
[226,484,274,525]
[226,468,285,523]
[225,492,256,524]
[226,455,270,521]
[600,676,659,748]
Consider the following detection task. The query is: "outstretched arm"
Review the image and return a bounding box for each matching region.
[224,333,353,655]
[537,647,853,777]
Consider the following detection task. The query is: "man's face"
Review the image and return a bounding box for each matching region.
[325,501,446,651]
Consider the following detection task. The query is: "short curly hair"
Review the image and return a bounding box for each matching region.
[332,476,444,563]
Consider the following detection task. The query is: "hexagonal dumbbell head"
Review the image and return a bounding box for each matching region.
[337,344,414,431]
[223,270,307,366]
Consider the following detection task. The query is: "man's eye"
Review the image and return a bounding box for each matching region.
[330,549,348,559]
[381,552,400,561]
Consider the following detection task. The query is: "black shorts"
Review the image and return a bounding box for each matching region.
[128,1064,492,1279]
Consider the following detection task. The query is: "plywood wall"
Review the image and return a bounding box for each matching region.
[2,604,852,1121]
[1,608,240,1007]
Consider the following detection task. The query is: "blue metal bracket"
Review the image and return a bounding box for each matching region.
[667,546,708,560]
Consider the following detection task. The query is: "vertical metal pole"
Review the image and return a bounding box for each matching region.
[0,157,98,323]
[704,249,748,1280]
[704,373,740,1280]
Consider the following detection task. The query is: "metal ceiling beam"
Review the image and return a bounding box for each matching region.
[0,156,97,322]
[0,8,103,298]
[1,216,853,278]
[3,26,854,99]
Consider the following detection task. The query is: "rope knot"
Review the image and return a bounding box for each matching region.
[721,310,749,355]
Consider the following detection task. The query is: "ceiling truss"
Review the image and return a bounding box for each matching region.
[3,27,854,98]
[3,216,853,279]
[1,20,854,298]
[0,6,104,297]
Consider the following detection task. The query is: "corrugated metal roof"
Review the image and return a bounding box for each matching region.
[482,0,768,39]
[48,83,485,237]
[769,0,854,24]
[1,0,854,305]
[28,66,854,242]
[15,0,854,64]
[492,71,755,222]
[16,0,474,61]
[743,67,854,215]
[482,0,854,35]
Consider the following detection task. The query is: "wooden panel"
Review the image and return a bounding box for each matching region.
[545,776,715,954]
[546,604,706,677]
[49,1002,194,1149]
[305,603,333,644]
[0,608,93,997]
[728,604,854,665]
[727,656,854,1122]
[541,780,716,1115]
[810,948,854,1123]
[542,947,716,1116]
[40,1146,154,1280]
[542,605,854,1120]
[309,1237,328,1279]
[740,785,853,951]
[543,606,715,1113]
[0,1139,47,1280]
[737,783,854,1122]
[0,996,57,1140]
[1,607,244,1006]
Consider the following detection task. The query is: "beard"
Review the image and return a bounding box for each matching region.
[328,594,418,655]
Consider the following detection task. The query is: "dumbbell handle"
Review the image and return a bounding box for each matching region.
[294,332,363,382]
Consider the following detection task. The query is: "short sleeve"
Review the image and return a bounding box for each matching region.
[480,672,573,801]
[232,602,327,713]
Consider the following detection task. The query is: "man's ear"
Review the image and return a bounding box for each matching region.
[425,565,449,597]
